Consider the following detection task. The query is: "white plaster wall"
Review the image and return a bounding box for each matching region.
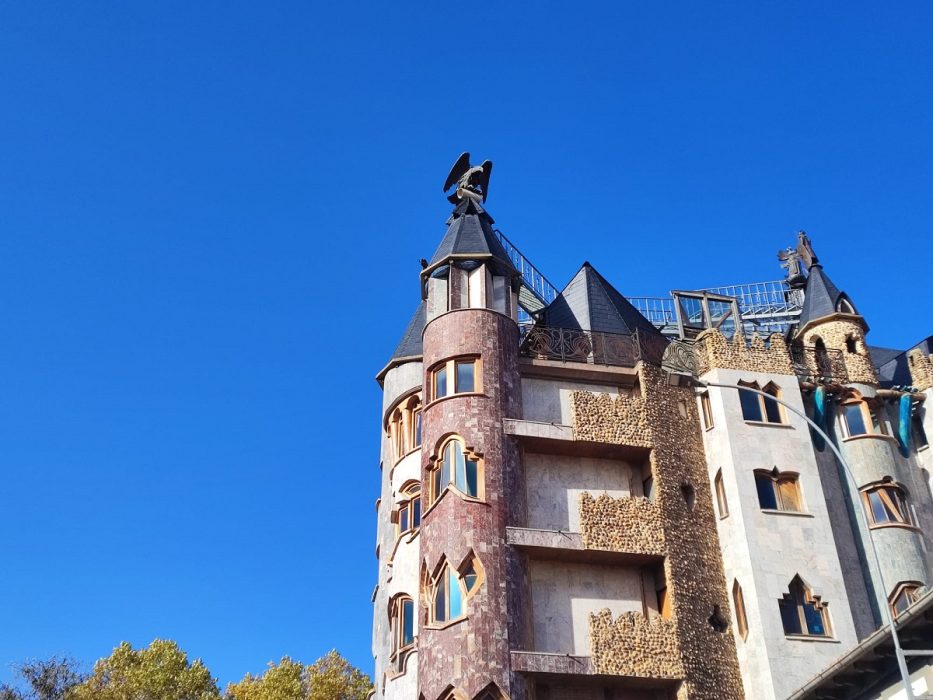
[529,559,645,655]
[520,377,623,424]
[700,368,860,700]
[383,655,418,700]
[918,389,933,507]
[390,450,421,495]
[524,453,634,531]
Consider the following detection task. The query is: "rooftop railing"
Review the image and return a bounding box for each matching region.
[790,345,849,383]
[519,326,668,368]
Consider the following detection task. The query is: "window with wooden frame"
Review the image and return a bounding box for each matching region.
[738,381,784,424]
[732,580,748,641]
[429,357,480,402]
[779,575,831,638]
[861,481,914,528]
[428,555,483,625]
[386,393,422,462]
[700,391,714,430]
[754,469,803,512]
[389,595,415,672]
[395,482,421,539]
[841,393,888,438]
[428,436,482,505]
[890,582,923,619]
[714,469,728,519]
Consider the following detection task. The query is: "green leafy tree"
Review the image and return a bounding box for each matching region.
[225,651,371,700]
[0,657,83,700]
[69,639,220,700]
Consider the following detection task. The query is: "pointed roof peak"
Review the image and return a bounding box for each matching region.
[376,301,426,383]
[796,263,860,333]
[426,199,518,276]
[542,262,663,338]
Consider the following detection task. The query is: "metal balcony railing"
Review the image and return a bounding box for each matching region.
[791,345,849,383]
[519,326,668,368]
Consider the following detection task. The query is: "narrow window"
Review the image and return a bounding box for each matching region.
[396,483,422,539]
[890,582,922,619]
[846,335,857,354]
[755,473,778,510]
[434,366,448,400]
[733,580,748,641]
[862,483,912,526]
[844,403,867,436]
[762,384,783,424]
[700,391,714,430]
[455,360,475,393]
[739,382,763,422]
[390,595,416,671]
[779,576,830,637]
[714,469,728,518]
[413,410,422,447]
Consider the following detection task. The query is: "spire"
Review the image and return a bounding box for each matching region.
[543,262,663,337]
[796,263,859,333]
[424,197,519,277]
[376,302,426,383]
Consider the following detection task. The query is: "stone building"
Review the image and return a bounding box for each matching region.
[371,161,933,700]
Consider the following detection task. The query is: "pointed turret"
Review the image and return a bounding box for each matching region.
[376,302,426,383]
[796,263,860,335]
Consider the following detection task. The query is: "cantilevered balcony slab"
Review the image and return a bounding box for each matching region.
[506,526,662,566]
[504,418,650,461]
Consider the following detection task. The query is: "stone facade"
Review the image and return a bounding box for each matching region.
[799,318,878,385]
[569,391,651,446]
[579,492,666,555]
[908,348,933,391]
[589,610,683,679]
[694,330,795,376]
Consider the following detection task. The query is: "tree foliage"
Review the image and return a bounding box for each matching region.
[0,657,83,700]
[225,651,371,700]
[68,639,220,700]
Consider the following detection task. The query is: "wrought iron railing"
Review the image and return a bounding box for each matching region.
[519,326,668,368]
[790,345,848,383]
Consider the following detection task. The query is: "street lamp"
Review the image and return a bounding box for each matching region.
[695,379,917,699]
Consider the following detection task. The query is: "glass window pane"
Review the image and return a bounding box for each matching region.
[414,412,422,446]
[764,394,782,423]
[454,445,466,492]
[402,600,414,645]
[434,366,447,399]
[740,388,763,422]
[448,568,463,619]
[803,603,825,635]
[412,498,421,528]
[442,444,453,486]
[434,582,446,622]
[399,509,409,533]
[462,563,477,592]
[466,460,478,497]
[456,361,475,393]
[893,591,911,617]
[870,406,884,434]
[780,600,802,635]
[845,404,867,436]
[867,491,889,523]
[755,474,778,509]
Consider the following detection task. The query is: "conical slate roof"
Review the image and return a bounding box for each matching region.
[427,198,519,276]
[543,262,663,337]
[390,301,426,362]
[797,264,858,331]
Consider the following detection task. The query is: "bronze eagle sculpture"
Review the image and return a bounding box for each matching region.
[443,152,493,204]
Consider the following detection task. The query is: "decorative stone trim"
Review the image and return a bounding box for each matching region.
[569,391,651,446]
[694,329,795,376]
[579,492,666,555]
[589,610,683,678]
[908,349,933,391]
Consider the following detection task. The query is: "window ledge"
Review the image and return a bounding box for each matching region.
[868,523,921,533]
[390,447,422,471]
[918,444,930,453]
[760,509,813,518]
[743,420,794,429]
[424,615,468,631]
[424,392,487,411]
[841,433,897,444]
[784,635,839,644]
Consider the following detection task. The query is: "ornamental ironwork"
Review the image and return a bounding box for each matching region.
[519,326,668,368]
[661,340,699,377]
[790,345,848,383]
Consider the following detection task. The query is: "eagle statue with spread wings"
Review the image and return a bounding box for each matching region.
[443,152,493,204]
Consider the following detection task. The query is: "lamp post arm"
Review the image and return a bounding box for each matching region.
[701,380,915,700]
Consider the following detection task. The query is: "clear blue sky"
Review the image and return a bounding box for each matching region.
[1,0,931,689]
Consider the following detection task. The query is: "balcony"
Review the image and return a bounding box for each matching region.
[579,492,666,557]
[519,326,667,368]
[589,610,684,679]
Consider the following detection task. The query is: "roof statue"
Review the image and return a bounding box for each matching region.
[796,230,819,269]
[778,247,807,288]
[443,152,493,204]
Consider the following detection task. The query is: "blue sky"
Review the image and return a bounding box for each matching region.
[1,0,931,688]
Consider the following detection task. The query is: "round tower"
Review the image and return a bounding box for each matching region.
[417,190,525,700]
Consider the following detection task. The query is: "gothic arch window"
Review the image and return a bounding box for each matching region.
[813,336,833,378]
[386,392,422,463]
[754,469,803,512]
[889,582,923,619]
[732,579,748,641]
[427,436,483,506]
[427,553,484,626]
[737,381,784,424]
[473,683,506,700]
[779,575,831,637]
[388,594,415,673]
[861,479,914,528]
[395,481,422,540]
[714,469,728,519]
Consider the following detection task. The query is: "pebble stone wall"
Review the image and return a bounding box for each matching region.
[799,319,878,385]
[694,330,795,376]
[908,349,933,391]
[589,610,683,679]
[571,365,744,700]
[578,492,666,556]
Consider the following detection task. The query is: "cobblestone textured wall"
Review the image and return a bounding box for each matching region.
[569,391,651,446]
[908,349,933,391]
[694,329,794,376]
[800,319,877,385]
[579,492,666,556]
[576,366,744,700]
[589,610,683,678]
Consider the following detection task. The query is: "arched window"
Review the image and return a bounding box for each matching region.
[836,296,856,314]
[841,393,888,438]
[386,393,422,462]
[813,337,833,378]
[861,480,914,527]
[889,582,923,619]
[429,555,483,625]
[754,469,803,512]
[389,595,415,672]
[428,437,482,505]
[732,579,748,641]
[396,482,422,539]
[737,381,784,424]
[779,576,830,637]
[714,469,728,519]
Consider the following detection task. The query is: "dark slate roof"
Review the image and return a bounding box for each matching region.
[428,198,519,275]
[390,302,426,361]
[797,264,857,330]
[873,335,933,387]
[543,262,664,337]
